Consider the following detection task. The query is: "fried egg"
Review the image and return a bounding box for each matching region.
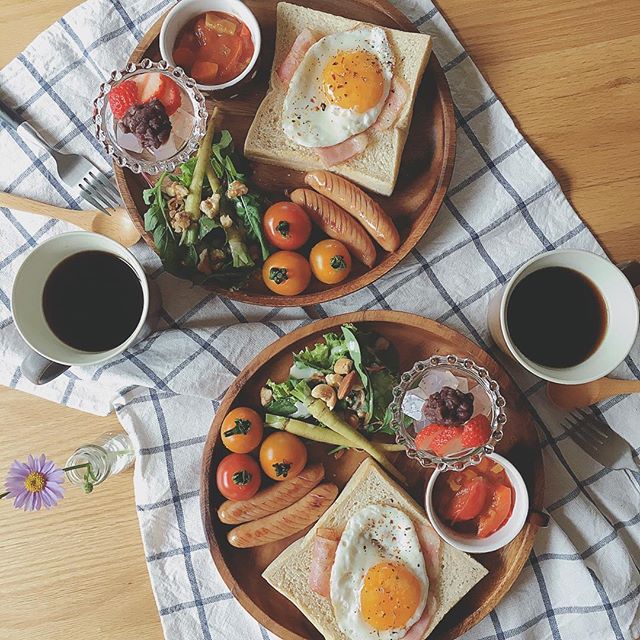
[283,27,394,148]
[330,505,428,639]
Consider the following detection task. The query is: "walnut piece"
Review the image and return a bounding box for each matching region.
[220,214,233,229]
[226,180,248,199]
[200,193,221,219]
[197,248,212,275]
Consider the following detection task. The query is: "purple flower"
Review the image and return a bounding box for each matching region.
[5,454,65,511]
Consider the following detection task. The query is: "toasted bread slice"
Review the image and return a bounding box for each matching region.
[263,458,488,640]
[244,2,432,196]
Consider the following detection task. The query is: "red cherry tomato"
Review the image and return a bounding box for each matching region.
[216,453,261,500]
[263,202,312,250]
[445,476,490,522]
[477,484,512,537]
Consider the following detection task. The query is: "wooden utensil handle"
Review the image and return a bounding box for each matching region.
[605,379,640,394]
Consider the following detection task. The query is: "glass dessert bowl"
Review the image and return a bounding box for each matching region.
[390,354,507,471]
[93,59,208,174]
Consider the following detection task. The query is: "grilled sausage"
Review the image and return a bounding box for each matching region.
[304,171,400,252]
[227,483,339,548]
[217,463,325,525]
[289,188,377,267]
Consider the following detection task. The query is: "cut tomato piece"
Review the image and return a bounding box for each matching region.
[173,47,196,69]
[191,60,219,84]
[445,476,490,522]
[477,484,512,537]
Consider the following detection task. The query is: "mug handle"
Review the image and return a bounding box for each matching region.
[21,349,70,385]
[619,260,640,289]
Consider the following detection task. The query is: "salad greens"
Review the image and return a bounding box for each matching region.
[142,126,270,289]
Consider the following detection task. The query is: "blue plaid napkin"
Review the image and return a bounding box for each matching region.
[1,1,639,638]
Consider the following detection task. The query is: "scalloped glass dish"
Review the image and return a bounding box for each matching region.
[93,59,208,174]
[391,354,507,471]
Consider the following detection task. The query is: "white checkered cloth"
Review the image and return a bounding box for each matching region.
[1,0,639,638]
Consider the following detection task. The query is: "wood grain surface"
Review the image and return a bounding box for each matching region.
[1,1,638,639]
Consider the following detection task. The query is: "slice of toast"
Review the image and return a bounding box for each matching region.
[244,2,432,196]
[263,458,488,640]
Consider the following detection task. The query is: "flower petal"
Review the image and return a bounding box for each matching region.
[32,492,42,511]
[48,468,65,484]
[13,490,28,509]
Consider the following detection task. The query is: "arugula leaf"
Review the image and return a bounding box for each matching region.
[198,216,220,239]
[364,368,398,434]
[234,193,269,260]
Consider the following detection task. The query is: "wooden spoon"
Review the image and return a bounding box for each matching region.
[547,377,640,409]
[0,191,141,247]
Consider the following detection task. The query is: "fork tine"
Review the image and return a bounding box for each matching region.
[579,411,610,439]
[568,428,599,456]
[576,421,606,445]
[90,171,121,202]
[86,176,120,208]
[81,177,119,210]
[78,185,111,216]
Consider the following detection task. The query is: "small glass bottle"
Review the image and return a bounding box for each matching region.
[65,431,135,489]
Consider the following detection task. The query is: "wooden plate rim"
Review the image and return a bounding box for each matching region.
[200,310,545,640]
[113,0,457,307]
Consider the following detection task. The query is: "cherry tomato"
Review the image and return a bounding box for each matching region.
[263,202,312,250]
[216,453,262,501]
[445,476,490,522]
[262,251,311,296]
[309,239,352,284]
[220,407,264,453]
[477,484,512,537]
[259,432,308,481]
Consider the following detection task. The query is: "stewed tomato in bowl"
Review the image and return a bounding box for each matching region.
[425,453,529,553]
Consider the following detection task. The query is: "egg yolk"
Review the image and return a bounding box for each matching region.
[360,562,422,631]
[321,50,385,113]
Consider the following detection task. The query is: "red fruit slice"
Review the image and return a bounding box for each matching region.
[477,484,512,537]
[415,423,461,457]
[445,476,490,522]
[108,79,139,120]
[158,77,182,116]
[461,414,491,448]
[138,72,167,103]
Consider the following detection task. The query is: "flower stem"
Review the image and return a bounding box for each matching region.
[63,462,97,494]
[0,491,10,500]
[63,463,91,472]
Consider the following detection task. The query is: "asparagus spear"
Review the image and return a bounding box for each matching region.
[185,107,218,220]
[265,414,404,452]
[290,382,406,483]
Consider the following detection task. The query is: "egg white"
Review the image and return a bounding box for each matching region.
[330,505,429,640]
[282,27,394,148]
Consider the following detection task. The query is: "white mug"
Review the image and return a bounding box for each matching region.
[12,231,160,385]
[488,250,639,385]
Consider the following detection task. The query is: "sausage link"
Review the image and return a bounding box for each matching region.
[289,188,377,267]
[217,463,325,524]
[304,171,400,252]
[227,483,339,548]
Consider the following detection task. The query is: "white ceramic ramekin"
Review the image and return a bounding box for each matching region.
[159,0,261,92]
[425,452,529,553]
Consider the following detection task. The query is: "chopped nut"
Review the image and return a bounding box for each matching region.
[309,372,326,382]
[333,357,354,375]
[169,208,191,233]
[260,387,273,407]
[338,370,358,400]
[311,384,337,411]
[209,248,225,262]
[200,193,221,219]
[196,248,212,275]
[325,373,344,388]
[165,181,189,199]
[374,336,390,351]
[226,180,249,199]
[220,214,233,229]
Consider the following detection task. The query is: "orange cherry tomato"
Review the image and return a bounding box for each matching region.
[262,251,311,296]
[220,407,264,453]
[263,202,312,250]
[259,432,308,481]
[216,453,261,500]
[309,239,352,284]
[477,484,512,537]
[445,476,490,522]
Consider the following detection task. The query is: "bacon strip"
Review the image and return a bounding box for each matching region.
[315,132,369,167]
[373,77,409,131]
[308,528,341,597]
[277,29,319,85]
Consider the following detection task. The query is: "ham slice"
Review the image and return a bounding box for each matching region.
[373,76,409,131]
[308,528,341,597]
[277,29,319,84]
[316,132,369,167]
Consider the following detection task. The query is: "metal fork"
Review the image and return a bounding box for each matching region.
[0,99,121,215]
[562,410,640,472]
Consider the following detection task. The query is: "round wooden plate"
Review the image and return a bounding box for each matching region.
[201,311,544,640]
[114,0,456,307]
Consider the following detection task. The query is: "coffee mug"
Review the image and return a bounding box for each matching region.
[12,231,161,385]
[488,249,639,384]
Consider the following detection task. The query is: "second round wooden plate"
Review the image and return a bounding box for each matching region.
[201,311,544,640]
[114,0,456,307]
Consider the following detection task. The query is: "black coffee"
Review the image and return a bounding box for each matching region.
[506,266,607,368]
[42,250,143,352]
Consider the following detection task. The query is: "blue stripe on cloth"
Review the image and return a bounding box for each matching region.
[147,542,208,562]
[139,435,206,456]
[110,0,144,40]
[413,7,438,27]
[159,592,234,616]
[9,367,21,388]
[490,610,506,640]
[443,51,469,73]
[588,568,625,639]
[137,489,200,512]
[529,551,562,640]
[149,391,213,638]
[58,18,103,76]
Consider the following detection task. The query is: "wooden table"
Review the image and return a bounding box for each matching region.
[0,1,638,639]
